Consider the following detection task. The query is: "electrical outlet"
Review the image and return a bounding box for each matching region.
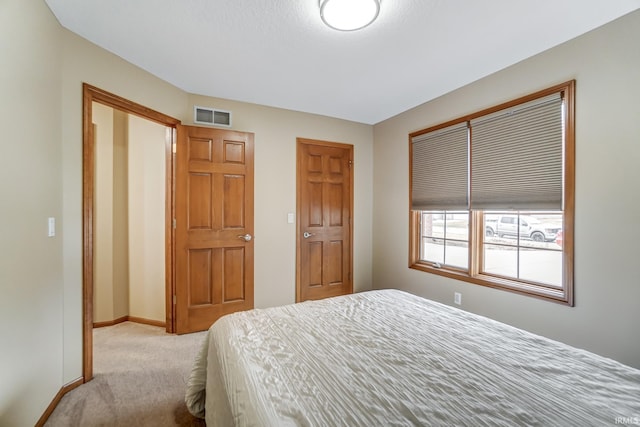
[454,292,462,305]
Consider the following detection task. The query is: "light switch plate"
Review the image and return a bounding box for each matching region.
[48,217,56,237]
[287,212,295,224]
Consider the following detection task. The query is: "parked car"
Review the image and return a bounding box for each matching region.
[485,215,560,242]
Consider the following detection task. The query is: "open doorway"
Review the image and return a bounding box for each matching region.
[82,84,180,381]
[92,103,169,328]
[82,84,256,381]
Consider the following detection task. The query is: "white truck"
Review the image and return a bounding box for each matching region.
[485,215,560,242]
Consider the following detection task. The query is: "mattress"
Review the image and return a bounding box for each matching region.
[186,289,640,426]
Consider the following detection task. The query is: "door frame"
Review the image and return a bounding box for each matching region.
[81,83,180,381]
[295,137,354,302]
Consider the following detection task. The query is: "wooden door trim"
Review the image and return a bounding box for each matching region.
[295,138,354,302]
[82,83,180,382]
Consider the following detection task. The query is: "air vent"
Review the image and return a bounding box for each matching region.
[194,106,232,127]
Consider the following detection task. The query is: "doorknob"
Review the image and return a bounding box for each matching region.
[303,231,314,239]
[237,233,252,242]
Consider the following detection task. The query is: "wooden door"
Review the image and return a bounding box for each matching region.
[296,138,353,302]
[175,125,254,334]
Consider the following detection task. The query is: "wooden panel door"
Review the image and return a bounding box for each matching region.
[297,138,353,302]
[175,125,254,334]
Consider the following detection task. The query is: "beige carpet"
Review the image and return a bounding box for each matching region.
[45,322,207,427]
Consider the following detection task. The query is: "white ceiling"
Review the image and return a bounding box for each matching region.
[45,0,640,125]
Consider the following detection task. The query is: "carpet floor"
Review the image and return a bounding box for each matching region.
[45,322,207,427]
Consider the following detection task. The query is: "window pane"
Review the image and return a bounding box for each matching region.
[445,213,469,242]
[518,213,562,249]
[484,214,517,247]
[483,211,562,287]
[428,213,445,239]
[485,212,562,246]
[422,237,444,265]
[445,240,468,269]
[519,247,562,287]
[483,243,518,278]
[420,211,468,269]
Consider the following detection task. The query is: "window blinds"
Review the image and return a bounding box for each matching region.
[470,93,563,210]
[411,123,468,210]
[411,91,565,212]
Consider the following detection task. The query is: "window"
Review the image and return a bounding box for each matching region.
[409,81,574,305]
[420,211,469,270]
[482,211,563,287]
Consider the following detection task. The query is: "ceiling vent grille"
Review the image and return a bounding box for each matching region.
[194,106,232,127]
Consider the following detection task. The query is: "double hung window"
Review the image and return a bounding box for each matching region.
[409,81,574,304]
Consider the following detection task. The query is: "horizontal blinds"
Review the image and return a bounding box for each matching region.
[470,93,563,210]
[411,123,468,210]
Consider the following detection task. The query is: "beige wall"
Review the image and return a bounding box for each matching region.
[186,95,374,308]
[373,10,640,369]
[93,102,117,322]
[0,0,63,425]
[60,26,189,386]
[128,115,166,322]
[112,111,130,319]
[92,105,131,323]
[92,107,166,324]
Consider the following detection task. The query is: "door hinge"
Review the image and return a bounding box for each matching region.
[348,160,353,168]
[173,218,176,229]
[172,141,177,154]
[173,295,176,305]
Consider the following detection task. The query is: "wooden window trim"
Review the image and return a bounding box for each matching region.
[409,81,575,306]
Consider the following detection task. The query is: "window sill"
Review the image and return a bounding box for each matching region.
[409,261,573,306]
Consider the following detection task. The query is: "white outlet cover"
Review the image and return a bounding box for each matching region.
[454,292,462,305]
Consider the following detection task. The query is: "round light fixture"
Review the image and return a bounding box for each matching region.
[319,0,381,31]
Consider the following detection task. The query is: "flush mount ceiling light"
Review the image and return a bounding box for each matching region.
[319,0,381,31]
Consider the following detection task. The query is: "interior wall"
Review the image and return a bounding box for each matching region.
[372,10,640,369]
[0,0,63,425]
[93,102,117,322]
[60,27,189,384]
[112,110,130,319]
[92,106,166,324]
[185,95,374,309]
[127,114,166,322]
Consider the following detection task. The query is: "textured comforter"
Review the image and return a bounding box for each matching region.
[186,289,640,426]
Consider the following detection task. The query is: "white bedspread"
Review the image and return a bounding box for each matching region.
[186,289,640,426]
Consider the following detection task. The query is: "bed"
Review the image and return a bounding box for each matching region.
[185,289,640,426]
